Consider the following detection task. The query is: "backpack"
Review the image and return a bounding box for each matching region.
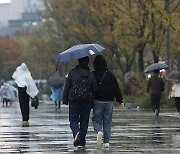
[70,75,92,102]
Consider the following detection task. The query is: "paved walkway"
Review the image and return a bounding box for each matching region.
[0,100,180,154]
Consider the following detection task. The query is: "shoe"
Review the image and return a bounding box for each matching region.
[103,143,109,148]
[73,132,80,147]
[22,121,29,125]
[78,145,84,149]
[55,105,58,111]
[97,131,103,145]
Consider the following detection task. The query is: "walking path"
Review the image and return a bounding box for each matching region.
[0,100,180,153]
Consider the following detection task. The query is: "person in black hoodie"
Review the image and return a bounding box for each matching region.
[92,55,123,148]
[63,56,97,149]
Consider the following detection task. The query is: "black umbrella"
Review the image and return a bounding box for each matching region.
[144,62,169,73]
[167,70,180,81]
[47,76,65,89]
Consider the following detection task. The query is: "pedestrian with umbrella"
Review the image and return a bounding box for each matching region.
[146,69,165,117]
[168,70,180,117]
[62,56,97,149]
[55,43,104,149]
[47,75,65,111]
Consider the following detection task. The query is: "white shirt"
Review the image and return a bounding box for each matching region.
[172,82,180,97]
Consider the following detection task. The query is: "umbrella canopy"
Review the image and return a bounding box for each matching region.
[55,43,105,64]
[47,76,65,89]
[167,70,180,81]
[144,62,169,73]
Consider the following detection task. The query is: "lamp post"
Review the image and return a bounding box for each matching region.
[165,0,171,107]
[165,0,170,69]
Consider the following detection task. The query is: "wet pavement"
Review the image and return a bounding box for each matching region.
[0,100,180,154]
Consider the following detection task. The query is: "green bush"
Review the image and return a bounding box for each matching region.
[123,94,151,109]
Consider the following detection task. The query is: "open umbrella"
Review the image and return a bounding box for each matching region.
[47,76,65,89]
[144,62,169,73]
[167,70,180,81]
[55,43,105,64]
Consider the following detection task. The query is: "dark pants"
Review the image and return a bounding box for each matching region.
[175,97,180,113]
[69,100,92,146]
[18,87,30,121]
[151,93,161,115]
[3,98,10,106]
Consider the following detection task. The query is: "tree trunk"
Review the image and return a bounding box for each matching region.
[152,50,159,63]
[138,49,144,72]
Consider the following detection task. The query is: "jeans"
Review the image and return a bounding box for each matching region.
[69,100,92,146]
[92,100,113,143]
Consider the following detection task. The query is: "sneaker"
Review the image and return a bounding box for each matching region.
[97,131,103,145]
[73,132,80,147]
[22,121,29,125]
[78,145,84,149]
[155,109,158,117]
[103,143,109,148]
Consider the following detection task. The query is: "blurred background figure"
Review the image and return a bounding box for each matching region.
[47,73,65,111]
[147,69,165,117]
[0,83,11,107]
[170,81,180,117]
[168,70,180,118]
[50,85,64,111]
[8,83,17,104]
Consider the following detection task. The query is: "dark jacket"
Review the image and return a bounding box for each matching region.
[147,74,165,94]
[93,69,123,103]
[63,65,97,105]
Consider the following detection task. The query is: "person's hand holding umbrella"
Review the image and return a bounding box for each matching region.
[120,102,125,109]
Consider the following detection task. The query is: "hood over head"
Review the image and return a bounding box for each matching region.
[93,55,107,71]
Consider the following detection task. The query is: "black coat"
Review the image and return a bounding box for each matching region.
[93,69,123,103]
[63,65,97,105]
[147,74,165,94]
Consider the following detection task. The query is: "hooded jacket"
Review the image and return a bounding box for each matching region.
[93,55,123,103]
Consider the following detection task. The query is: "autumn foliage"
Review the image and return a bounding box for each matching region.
[0,36,22,79]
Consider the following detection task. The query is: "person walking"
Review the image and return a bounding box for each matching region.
[170,81,180,117]
[0,83,11,107]
[8,83,17,105]
[50,85,64,111]
[63,56,97,149]
[92,55,123,148]
[147,69,165,117]
[12,63,39,125]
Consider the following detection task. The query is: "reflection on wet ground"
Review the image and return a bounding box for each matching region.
[0,101,180,153]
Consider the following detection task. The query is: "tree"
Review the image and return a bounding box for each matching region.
[0,36,22,80]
